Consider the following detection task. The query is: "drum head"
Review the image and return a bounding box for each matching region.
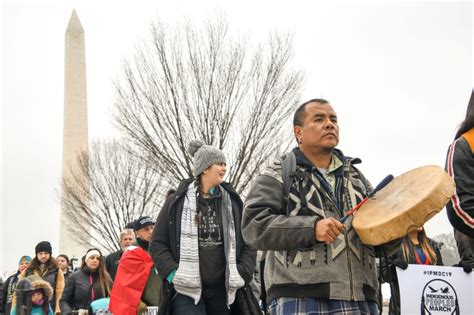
[352,165,455,245]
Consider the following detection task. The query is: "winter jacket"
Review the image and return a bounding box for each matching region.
[1,271,20,315]
[24,265,64,313]
[59,268,111,313]
[11,275,54,315]
[381,238,443,315]
[242,147,402,303]
[446,128,474,238]
[149,179,257,314]
[10,304,54,315]
[105,249,123,281]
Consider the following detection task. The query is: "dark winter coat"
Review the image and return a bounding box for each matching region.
[59,268,111,313]
[24,264,64,313]
[105,249,123,281]
[445,128,474,237]
[1,271,20,314]
[149,179,258,315]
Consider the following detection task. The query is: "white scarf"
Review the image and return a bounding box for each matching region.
[172,183,244,305]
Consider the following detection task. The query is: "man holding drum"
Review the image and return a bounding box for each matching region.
[242,99,400,314]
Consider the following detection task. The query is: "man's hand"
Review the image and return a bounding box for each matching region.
[315,218,344,244]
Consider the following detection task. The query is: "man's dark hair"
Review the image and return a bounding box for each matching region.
[455,89,474,139]
[293,98,329,126]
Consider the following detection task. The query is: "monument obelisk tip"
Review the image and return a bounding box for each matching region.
[66,9,84,34]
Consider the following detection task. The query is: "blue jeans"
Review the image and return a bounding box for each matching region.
[171,287,231,315]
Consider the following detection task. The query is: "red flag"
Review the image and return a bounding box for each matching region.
[109,246,154,315]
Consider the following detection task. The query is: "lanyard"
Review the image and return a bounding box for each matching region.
[89,274,95,301]
[415,248,431,265]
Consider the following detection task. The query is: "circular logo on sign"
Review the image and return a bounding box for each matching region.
[421,279,459,315]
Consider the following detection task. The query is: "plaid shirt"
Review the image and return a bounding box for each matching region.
[269,297,379,315]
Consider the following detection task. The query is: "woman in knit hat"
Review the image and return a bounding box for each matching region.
[1,255,31,314]
[60,248,112,313]
[149,140,258,315]
[11,275,54,315]
[23,241,64,314]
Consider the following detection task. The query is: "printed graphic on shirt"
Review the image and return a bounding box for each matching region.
[198,198,223,247]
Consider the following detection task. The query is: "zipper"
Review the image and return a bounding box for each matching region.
[345,230,355,300]
[342,158,355,300]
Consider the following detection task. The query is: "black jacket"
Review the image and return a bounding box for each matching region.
[60,268,111,313]
[445,128,474,238]
[149,179,257,314]
[105,250,123,281]
[1,271,20,315]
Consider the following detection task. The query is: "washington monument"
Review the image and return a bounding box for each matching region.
[60,9,90,257]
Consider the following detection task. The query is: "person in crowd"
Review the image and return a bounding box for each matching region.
[11,275,54,315]
[125,222,136,229]
[56,255,72,283]
[105,229,135,280]
[60,248,112,313]
[242,99,401,314]
[109,216,161,314]
[149,140,258,315]
[445,89,474,268]
[23,241,64,313]
[1,255,31,314]
[381,227,445,314]
[454,229,474,269]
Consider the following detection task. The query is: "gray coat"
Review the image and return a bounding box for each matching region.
[242,148,400,303]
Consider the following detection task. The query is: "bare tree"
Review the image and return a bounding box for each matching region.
[114,15,304,194]
[60,140,164,253]
[432,232,459,266]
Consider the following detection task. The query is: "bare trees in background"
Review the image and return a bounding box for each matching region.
[114,16,303,194]
[60,140,163,253]
[432,232,460,266]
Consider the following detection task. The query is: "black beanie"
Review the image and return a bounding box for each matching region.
[35,241,52,255]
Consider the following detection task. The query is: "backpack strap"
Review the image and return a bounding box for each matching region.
[281,151,297,212]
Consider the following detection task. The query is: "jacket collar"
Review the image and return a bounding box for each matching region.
[168,178,242,209]
[293,147,346,168]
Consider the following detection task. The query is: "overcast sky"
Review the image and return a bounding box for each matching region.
[1,1,472,278]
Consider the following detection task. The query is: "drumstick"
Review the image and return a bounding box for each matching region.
[339,174,394,223]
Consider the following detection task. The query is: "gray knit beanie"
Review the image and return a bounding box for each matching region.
[188,140,226,176]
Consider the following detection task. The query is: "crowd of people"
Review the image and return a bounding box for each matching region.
[1,94,473,315]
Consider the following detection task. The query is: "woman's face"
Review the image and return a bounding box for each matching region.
[202,163,226,187]
[32,291,44,304]
[86,255,100,271]
[57,257,69,271]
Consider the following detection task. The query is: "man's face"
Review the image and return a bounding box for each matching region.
[294,102,339,152]
[119,233,134,249]
[37,252,50,264]
[136,225,154,242]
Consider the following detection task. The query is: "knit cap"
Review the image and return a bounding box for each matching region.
[188,140,226,176]
[35,241,52,255]
[19,255,32,264]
